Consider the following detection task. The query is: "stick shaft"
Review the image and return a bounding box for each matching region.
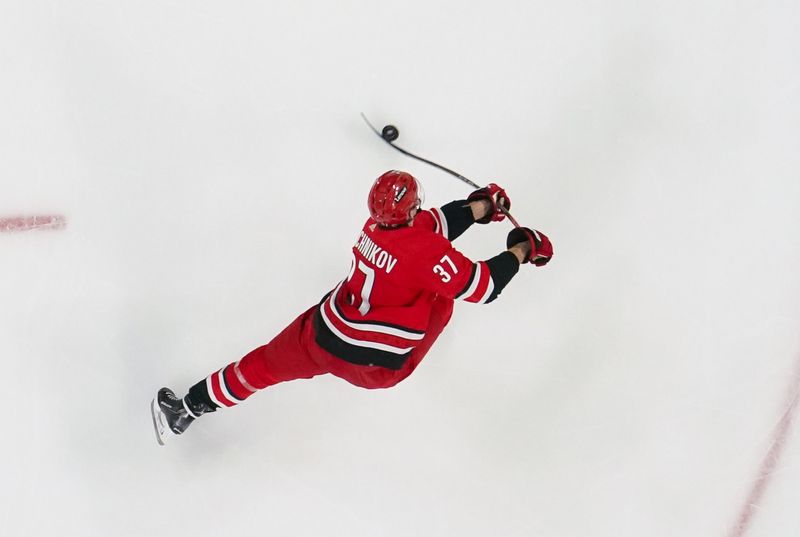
[360,113,481,188]
[361,113,522,228]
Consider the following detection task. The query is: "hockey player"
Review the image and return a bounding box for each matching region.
[151,170,553,445]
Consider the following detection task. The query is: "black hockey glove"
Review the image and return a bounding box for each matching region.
[467,183,511,224]
[507,227,553,266]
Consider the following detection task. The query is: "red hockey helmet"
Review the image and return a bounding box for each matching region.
[368,170,423,227]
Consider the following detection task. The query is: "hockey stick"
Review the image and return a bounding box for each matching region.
[360,113,523,229]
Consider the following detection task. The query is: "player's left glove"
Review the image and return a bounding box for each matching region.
[467,183,511,224]
[507,227,553,266]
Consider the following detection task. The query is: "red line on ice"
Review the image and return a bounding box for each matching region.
[0,215,67,232]
[728,351,800,537]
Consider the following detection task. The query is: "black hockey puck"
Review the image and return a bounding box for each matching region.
[381,125,399,142]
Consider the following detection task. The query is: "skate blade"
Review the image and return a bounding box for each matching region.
[150,397,171,446]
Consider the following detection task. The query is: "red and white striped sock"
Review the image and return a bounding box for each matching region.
[188,361,259,411]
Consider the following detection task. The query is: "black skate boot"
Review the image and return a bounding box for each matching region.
[150,387,212,446]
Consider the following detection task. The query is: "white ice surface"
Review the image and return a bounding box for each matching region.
[1,2,799,536]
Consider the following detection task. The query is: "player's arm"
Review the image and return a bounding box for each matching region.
[414,241,519,304]
[454,250,520,304]
[419,200,479,242]
[414,227,554,304]
[414,184,512,242]
[414,201,473,242]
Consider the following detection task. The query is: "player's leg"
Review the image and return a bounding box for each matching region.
[152,306,325,444]
[190,306,327,409]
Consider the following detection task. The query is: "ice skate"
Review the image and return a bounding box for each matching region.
[150,388,196,446]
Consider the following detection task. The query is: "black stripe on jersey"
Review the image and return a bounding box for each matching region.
[483,251,520,303]
[330,295,425,335]
[312,308,410,370]
[439,200,476,241]
[455,263,478,299]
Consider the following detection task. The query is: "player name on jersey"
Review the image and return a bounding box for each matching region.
[354,231,398,274]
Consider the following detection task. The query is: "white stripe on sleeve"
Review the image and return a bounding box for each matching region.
[429,210,441,235]
[432,207,448,238]
[460,263,482,302]
[477,274,495,304]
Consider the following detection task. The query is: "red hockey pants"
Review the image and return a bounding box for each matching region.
[204,296,454,408]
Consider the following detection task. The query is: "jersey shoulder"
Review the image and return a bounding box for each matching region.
[412,210,437,232]
[379,221,451,261]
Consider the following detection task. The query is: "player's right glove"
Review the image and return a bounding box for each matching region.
[467,183,511,224]
[507,227,553,266]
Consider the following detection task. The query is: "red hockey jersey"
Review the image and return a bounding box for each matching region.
[313,202,519,370]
